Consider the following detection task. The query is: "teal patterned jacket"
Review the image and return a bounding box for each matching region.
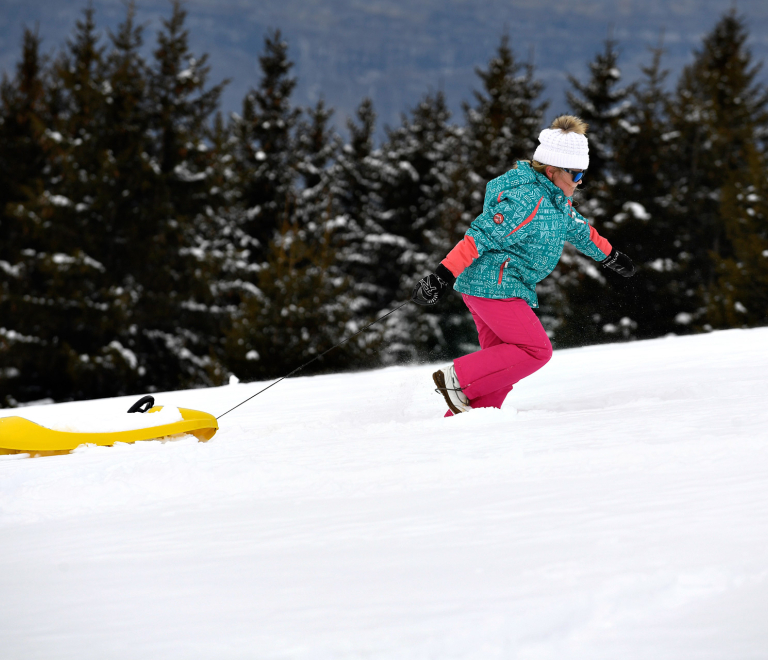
[441,161,612,308]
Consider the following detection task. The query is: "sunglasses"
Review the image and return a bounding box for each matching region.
[562,168,585,183]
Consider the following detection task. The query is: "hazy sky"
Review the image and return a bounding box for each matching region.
[1,0,767,137]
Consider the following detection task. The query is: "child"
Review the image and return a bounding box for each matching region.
[412,115,635,415]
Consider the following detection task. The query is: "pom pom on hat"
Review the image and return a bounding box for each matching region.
[533,115,590,170]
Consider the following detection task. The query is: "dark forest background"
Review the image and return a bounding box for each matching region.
[1,2,767,405]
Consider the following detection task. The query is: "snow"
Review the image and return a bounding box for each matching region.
[2,327,768,658]
[623,201,651,220]
[614,201,651,224]
[649,257,675,272]
[0,260,22,277]
[48,195,73,207]
[0,327,41,344]
[173,163,209,182]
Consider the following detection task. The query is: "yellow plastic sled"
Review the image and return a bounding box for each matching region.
[0,398,218,457]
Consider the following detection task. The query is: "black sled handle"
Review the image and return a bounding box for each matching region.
[127,395,155,413]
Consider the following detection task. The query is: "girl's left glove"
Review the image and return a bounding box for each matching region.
[602,248,635,277]
[412,264,456,305]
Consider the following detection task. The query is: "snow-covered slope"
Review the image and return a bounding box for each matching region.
[2,328,768,659]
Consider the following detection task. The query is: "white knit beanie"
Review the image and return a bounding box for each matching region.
[533,127,589,170]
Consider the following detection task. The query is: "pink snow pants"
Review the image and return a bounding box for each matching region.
[448,294,552,414]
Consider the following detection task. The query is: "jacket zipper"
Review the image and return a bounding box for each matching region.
[504,197,543,237]
[498,258,510,285]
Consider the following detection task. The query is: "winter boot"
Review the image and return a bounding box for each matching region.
[433,364,472,414]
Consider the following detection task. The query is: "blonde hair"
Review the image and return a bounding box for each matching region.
[516,159,551,174]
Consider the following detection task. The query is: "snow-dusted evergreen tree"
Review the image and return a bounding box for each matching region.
[222,39,363,380]
[230,29,300,258]
[666,11,768,332]
[189,112,255,341]
[708,151,768,328]
[374,92,475,362]
[677,13,768,329]
[0,29,48,210]
[335,98,378,232]
[295,99,336,202]
[0,11,141,403]
[0,28,56,404]
[566,38,634,202]
[226,96,361,380]
[292,99,345,254]
[461,35,552,340]
[220,29,300,380]
[463,33,548,199]
[548,38,635,347]
[224,218,353,380]
[294,99,379,371]
[137,0,229,388]
[0,3,229,404]
[60,4,154,397]
[312,98,393,367]
[595,43,686,340]
[332,98,386,309]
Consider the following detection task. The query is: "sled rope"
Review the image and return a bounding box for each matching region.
[217,301,411,420]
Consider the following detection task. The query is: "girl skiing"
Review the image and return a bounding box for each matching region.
[412,115,635,415]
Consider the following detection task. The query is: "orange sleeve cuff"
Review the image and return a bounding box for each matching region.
[589,225,612,258]
[442,235,479,277]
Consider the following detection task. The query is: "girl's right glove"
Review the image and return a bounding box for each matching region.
[411,264,456,305]
[602,248,635,277]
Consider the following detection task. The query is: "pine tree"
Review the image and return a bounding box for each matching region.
[333,97,386,312]
[56,4,153,398]
[220,29,303,380]
[325,98,393,366]
[0,28,48,213]
[463,34,548,209]
[549,38,635,347]
[223,218,351,381]
[282,98,363,374]
[223,100,361,380]
[133,0,229,389]
[708,151,768,327]
[231,29,300,257]
[460,36,550,347]
[0,28,55,403]
[567,38,634,199]
[222,37,366,381]
[293,98,340,244]
[375,92,474,362]
[336,98,378,230]
[593,42,687,340]
[667,10,768,331]
[0,3,230,404]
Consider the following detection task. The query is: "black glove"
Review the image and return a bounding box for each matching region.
[411,264,456,305]
[602,248,635,277]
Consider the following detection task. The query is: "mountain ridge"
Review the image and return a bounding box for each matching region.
[1,0,767,135]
